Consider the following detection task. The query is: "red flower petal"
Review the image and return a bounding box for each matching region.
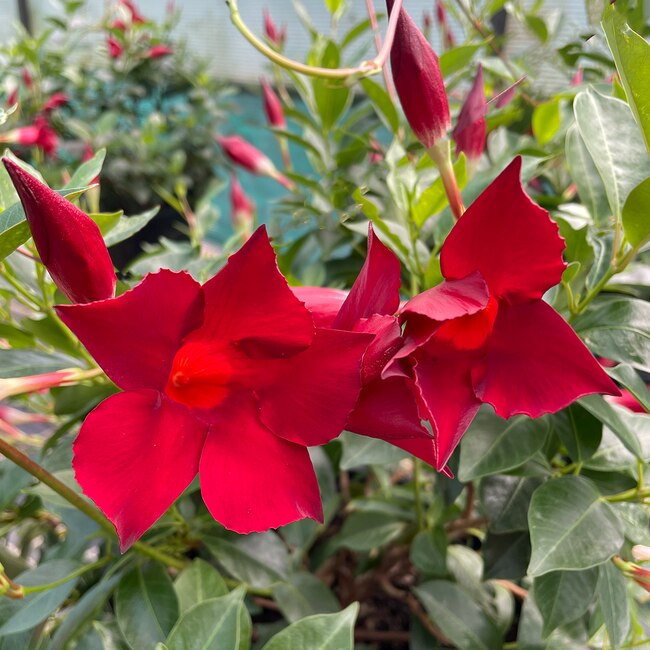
[73,390,207,551]
[347,376,430,440]
[353,314,403,384]
[57,270,203,391]
[257,328,372,446]
[292,286,348,328]
[196,226,314,356]
[200,395,322,533]
[440,158,566,302]
[414,353,481,470]
[334,224,401,329]
[474,300,620,418]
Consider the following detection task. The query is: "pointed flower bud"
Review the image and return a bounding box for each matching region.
[145,44,173,59]
[230,174,255,241]
[386,0,451,149]
[217,135,294,190]
[436,0,456,49]
[264,8,286,49]
[0,368,101,401]
[107,35,123,58]
[452,65,487,164]
[261,78,286,129]
[42,92,69,113]
[2,117,58,158]
[2,158,116,303]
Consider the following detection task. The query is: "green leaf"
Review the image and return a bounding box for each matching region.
[0,560,81,636]
[361,78,399,133]
[0,349,78,378]
[554,404,602,463]
[458,412,550,481]
[415,580,502,650]
[480,476,543,534]
[338,431,408,469]
[103,207,159,247]
[532,99,561,145]
[311,41,351,131]
[574,89,650,219]
[115,564,179,650]
[166,587,250,650]
[533,568,599,636]
[483,531,531,580]
[440,44,484,77]
[622,176,650,247]
[49,573,122,650]
[271,573,339,623]
[528,476,624,575]
[597,560,630,648]
[410,528,448,578]
[605,363,650,413]
[174,559,228,614]
[579,394,643,458]
[602,5,650,155]
[565,125,611,227]
[324,0,344,14]
[261,602,358,650]
[65,148,105,188]
[205,532,289,588]
[574,297,650,374]
[333,511,406,552]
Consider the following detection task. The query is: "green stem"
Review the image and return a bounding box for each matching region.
[605,487,650,503]
[224,577,273,599]
[0,264,43,310]
[0,437,186,570]
[20,556,112,595]
[413,457,424,530]
[226,0,403,80]
[427,141,465,221]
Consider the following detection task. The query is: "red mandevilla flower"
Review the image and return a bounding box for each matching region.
[261,78,286,129]
[4,117,59,158]
[392,157,619,470]
[55,227,371,549]
[452,65,487,165]
[3,159,116,304]
[217,134,294,190]
[386,0,451,149]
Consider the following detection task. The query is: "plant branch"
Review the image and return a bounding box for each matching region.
[226,0,403,80]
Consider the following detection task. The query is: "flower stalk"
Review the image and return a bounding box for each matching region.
[427,140,465,220]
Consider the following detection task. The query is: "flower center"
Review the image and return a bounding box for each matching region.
[165,340,234,409]
[431,294,499,352]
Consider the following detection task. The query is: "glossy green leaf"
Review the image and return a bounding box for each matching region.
[554,404,602,463]
[574,297,650,374]
[458,412,550,481]
[533,568,599,636]
[602,5,650,155]
[415,580,501,650]
[271,573,339,623]
[339,431,408,469]
[166,587,250,650]
[565,124,611,227]
[440,44,484,77]
[605,363,650,413]
[115,564,179,650]
[483,531,531,580]
[361,78,399,133]
[410,528,448,578]
[174,559,228,614]
[333,511,406,552]
[311,41,351,131]
[0,349,79,378]
[261,602,358,650]
[0,560,80,636]
[65,148,105,188]
[574,89,650,219]
[532,99,561,145]
[622,176,650,247]
[103,207,159,247]
[413,155,467,227]
[528,476,624,575]
[205,532,289,588]
[597,559,630,648]
[480,476,543,533]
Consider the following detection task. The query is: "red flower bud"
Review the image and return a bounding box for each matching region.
[5,117,58,158]
[435,0,456,48]
[21,68,33,89]
[386,0,451,148]
[230,174,255,240]
[120,0,146,24]
[261,78,286,129]
[217,135,294,190]
[7,87,18,108]
[263,8,286,48]
[145,44,173,59]
[570,67,584,86]
[2,158,116,304]
[107,35,123,58]
[42,92,69,113]
[452,65,486,163]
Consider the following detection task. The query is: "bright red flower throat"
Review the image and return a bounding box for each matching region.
[165,340,234,409]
